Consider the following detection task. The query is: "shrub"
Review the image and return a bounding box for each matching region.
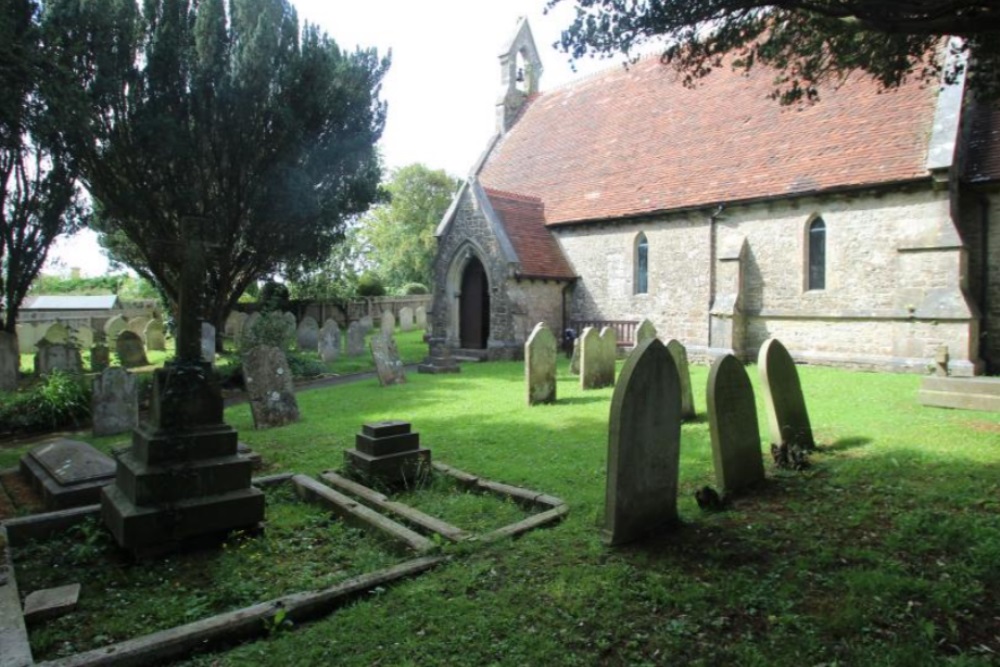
[356,273,386,297]
[0,370,92,435]
[238,312,294,353]
[399,282,428,295]
[285,352,325,379]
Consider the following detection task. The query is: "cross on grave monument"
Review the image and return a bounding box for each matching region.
[101,217,265,555]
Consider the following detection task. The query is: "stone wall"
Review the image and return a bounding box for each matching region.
[506,279,566,348]
[555,184,983,374]
[962,186,1000,371]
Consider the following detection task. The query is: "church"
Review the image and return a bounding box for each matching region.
[430,18,1000,375]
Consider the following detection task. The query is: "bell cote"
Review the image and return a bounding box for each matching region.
[496,17,543,135]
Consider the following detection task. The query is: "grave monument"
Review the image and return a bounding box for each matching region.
[707,354,765,494]
[344,421,431,485]
[758,338,815,451]
[525,322,557,405]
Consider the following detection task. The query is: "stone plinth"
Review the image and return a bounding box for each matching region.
[101,361,264,554]
[20,439,116,510]
[344,421,431,485]
[418,336,460,374]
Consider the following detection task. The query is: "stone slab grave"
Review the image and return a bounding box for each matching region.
[418,335,460,374]
[115,330,148,368]
[707,354,765,495]
[371,334,406,386]
[346,321,366,357]
[23,583,80,625]
[144,318,166,351]
[344,421,431,485]
[399,306,414,332]
[525,322,557,405]
[603,337,681,546]
[758,338,815,451]
[0,330,17,391]
[918,375,1000,412]
[34,340,83,376]
[243,344,300,429]
[92,366,139,437]
[297,315,320,352]
[318,320,341,363]
[666,339,696,420]
[380,310,395,337]
[19,438,116,510]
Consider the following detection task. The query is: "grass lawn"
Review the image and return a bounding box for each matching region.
[4,358,999,666]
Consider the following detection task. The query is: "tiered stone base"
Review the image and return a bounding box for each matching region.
[344,422,431,484]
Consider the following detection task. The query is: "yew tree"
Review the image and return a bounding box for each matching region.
[546,0,1000,103]
[44,0,389,335]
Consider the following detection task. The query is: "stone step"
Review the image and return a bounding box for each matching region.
[918,376,1000,412]
[453,349,488,362]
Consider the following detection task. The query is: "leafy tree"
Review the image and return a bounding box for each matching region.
[0,0,86,333]
[43,0,389,342]
[546,0,1000,104]
[356,164,458,292]
[285,223,368,305]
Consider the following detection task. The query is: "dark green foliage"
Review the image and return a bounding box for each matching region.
[258,281,290,313]
[355,272,386,297]
[0,370,91,434]
[547,0,1000,104]
[400,282,429,295]
[237,312,293,353]
[42,0,390,335]
[283,351,325,379]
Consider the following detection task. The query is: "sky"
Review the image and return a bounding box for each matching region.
[47,0,627,277]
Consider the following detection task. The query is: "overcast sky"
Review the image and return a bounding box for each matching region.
[50,0,624,276]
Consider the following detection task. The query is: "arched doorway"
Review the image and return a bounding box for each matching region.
[459,257,490,349]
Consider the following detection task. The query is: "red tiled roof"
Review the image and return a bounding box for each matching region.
[966,103,1000,183]
[479,57,940,226]
[484,188,575,280]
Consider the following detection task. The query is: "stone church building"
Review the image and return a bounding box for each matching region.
[431,18,1000,375]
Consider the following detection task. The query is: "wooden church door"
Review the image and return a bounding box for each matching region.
[459,258,490,349]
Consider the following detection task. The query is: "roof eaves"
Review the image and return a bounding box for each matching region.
[472,179,520,265]
[435,180,470,239]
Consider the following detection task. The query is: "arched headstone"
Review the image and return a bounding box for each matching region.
[104,315,127,342]
[92,367,138,437]
[74,325,94,350]
[603,338,681,546]
[415,306,427,330]
[144,319,166,351]
[598,327,617,387]
[318,320,341,363]
[115,331,148,368]
[35,340,83,375]
[381,310,395,337]
[244,345,300,429]
[371,334,406,386]
[707,355,765,494]
[346,321,365,357]
[399,307,414,332]
[635,319,657,345]
[758,338,815,451]
[666,339,696,420]
[525,322,557,405]
[128,316,151,340]
[43,322,70,345]
[296,316,320,351]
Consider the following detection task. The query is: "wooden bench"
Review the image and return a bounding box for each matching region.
[569,320,639,347]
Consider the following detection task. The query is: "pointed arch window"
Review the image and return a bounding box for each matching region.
[635,233,649,295]
[808,217,826,291]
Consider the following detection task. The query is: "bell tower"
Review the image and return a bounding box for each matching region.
[496,17,543,135]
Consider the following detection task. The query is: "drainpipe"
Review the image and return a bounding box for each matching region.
[980,197,992,371]
[707,205,724,349]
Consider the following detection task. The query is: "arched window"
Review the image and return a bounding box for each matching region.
[635,233,649,295]
[807,217,826,291]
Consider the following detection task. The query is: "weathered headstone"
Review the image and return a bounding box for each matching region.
[318,320,341,363]
[371,333,406,386]
[201,321,216,364]
[346,321,366,357]
[296,316,320,352]
[635,318,657,345]
[380,310,395,337]
[399,307,414,332]
[35,340,83,375]
[581,327,615,390]
[144,318,166,351]
[360,315,374,333]
[758,338,815,451]
[243,345,300,429]
[43,322,70,345]
[115,331,148,368]
[92,367,138,437]
[90,343,110,372]
[666,339,696,420]
[23,583,81,625]
[282,311,297,342]
[0,331,18,391]
[707,354,765,494]
[128,316,151,340]
[20,438,115,509]
[74,325,94,350]
[225,311,247,338]
[525,322,557,405]
[603,338,681,546]
[104,314,127,342]
[570,337,581,375]
[599,327,617,386]
[242,312,262,342]
[415,306,427,329]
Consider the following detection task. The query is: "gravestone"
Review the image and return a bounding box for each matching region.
[0,331,18,391]
[360,315,374,333]
[371,334,406,386]
[242,312,262,342]
[115,331,148,368]
[346,321,366,357]
[635,318,657,345]
[201,321,216,364]
[296,316,320,352]
[282,311,297,342]
[20,438,116,510]
[104,314,127,342]
[581,327,614,390]
[35,340,83,375]
[707,354,765,494]
[128,316,151,340]
[380,310,395,337]
[144,318,166,351]
[90,343,110,372]
[344,421,431,485]
[525,322,557,405]
[43,322,70,344]
[74,325,94,350]
[243,345,300,429]
[599,327,617,386]
[666,339,696,420]
[415,306,427,329]
[399,307,414,332]
[225,311,247,338]
[603,337,681,546]
[758,338,815,451]
[318,320,341,363]
[570,337,581,375]
[92,367,138,437]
